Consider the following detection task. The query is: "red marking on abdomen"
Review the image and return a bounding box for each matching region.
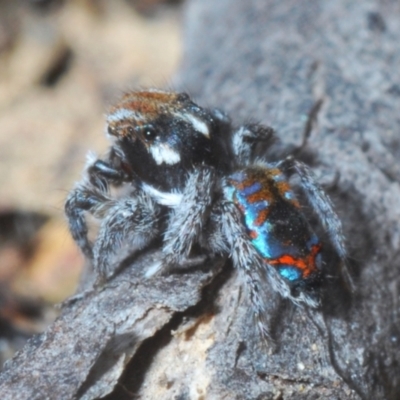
[247,191,264,204]
[249,230,258,239]
[254,208,269,226]
[269,244,321,278]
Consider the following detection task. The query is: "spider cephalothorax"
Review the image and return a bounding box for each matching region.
[105,89,231,191]
[65,89,350,338]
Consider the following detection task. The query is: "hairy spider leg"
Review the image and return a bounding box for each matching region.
[93,191,160,279]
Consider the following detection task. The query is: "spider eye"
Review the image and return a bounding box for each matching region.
[127,126,135,135]
[107,125,117,136]
[143,126,158,142]
[176,92,190,102]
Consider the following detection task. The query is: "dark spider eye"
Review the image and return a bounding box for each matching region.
[143,126,158,141]
[177,92,190,102]
[127,126,135,135]
[107,125,117,136]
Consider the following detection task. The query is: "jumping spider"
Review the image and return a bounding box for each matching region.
[65,89,349,338]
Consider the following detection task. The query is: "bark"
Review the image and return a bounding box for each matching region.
[1,0,400,399]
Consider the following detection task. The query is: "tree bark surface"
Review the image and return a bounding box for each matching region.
[1,1,400,399]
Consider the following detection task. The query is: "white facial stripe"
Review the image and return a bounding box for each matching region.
[174,112,210,137]
[149,143,181,165]
[142,183,183,207]
[107,108,141,123]
[186,114,210,136]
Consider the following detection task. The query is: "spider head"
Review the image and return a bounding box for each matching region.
[106,90,229,190]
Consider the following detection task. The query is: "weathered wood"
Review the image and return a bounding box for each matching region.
[0,252,224,400]
[176,1,400,398]
[1,1,400,399]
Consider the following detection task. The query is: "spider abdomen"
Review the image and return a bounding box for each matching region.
[225,167,322,285]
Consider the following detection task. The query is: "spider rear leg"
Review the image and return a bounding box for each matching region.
[208,200,274,340]
[278,157,346,258]
[232,123,276,165]
[278,157,354,290]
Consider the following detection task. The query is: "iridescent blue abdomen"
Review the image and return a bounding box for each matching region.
[224,167,322,284]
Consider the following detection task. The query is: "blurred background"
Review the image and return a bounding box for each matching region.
[0,0,182,366]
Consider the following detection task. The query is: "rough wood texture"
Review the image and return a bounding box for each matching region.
[1,0,400,399]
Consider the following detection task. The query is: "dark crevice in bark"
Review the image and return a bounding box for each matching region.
[104,260,233,400]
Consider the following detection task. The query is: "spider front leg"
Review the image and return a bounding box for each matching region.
[93,191,160,280]
[65,184,108,260]
[65,148,131,261]
[142,165,216,276]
